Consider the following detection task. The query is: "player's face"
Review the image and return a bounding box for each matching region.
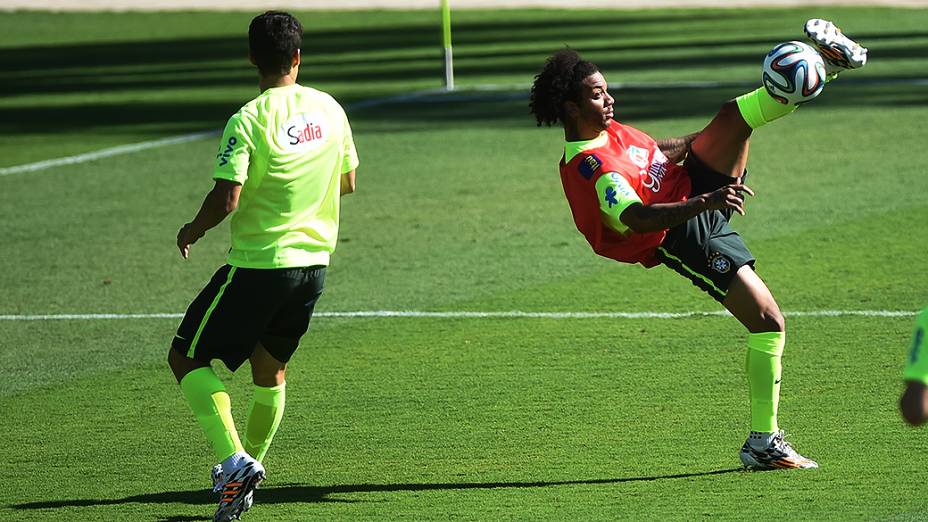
[578,72,614,131]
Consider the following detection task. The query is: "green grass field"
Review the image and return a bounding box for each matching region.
[1,6,927,521]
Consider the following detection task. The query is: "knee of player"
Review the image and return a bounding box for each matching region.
[718,99,741,120]
[760,307,786,333]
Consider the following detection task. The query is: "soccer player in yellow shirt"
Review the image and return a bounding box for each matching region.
[168,11,358,521]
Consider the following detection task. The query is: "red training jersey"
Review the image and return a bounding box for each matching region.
[559,120,692,267]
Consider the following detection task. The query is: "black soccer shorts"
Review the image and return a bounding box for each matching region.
[172,265,326,371]
[655,153,755,303]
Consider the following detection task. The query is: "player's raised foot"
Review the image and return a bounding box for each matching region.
[804,18,868,78]
[214,454,264,522]
[739,430,819,471]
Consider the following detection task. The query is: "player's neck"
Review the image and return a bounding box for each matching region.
[564,120,604,142]
[259,70,299,93]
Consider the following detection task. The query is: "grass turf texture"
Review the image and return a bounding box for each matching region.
[1,5,926,521]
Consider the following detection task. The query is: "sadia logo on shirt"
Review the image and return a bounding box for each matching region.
[279,113,327,149]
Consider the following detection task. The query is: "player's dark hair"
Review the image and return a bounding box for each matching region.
[249,11,303,76]
[529,49,599,127]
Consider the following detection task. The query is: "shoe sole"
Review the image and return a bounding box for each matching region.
[804,18,867,69]
[740,450,819,471]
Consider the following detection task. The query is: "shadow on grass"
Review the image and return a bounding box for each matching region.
[12,467,742,511]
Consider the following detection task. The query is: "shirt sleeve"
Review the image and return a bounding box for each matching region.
[340,109,359,174]
[595,171,642,235]
[904,308,928,385]
[213,112,253,184]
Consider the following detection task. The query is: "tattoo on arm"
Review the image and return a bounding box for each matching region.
[621,197,707,233]
[656,132,699,164]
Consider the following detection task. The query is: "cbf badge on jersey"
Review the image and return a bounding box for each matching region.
[578,154,602,180]
[278,112,328,150]
[627,146,649,169]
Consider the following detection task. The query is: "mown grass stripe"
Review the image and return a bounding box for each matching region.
[0,309,917,320]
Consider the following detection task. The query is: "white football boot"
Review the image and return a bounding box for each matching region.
[213,456,264,521]
[740,430,819,470]
[804,18,868,78]
[211,464,224,493]
[212,463,255,510]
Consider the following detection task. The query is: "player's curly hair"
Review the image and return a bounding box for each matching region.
[529,49,599,127]
[249,11,303,76]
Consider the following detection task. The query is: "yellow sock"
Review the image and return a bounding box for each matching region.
[736,87,798,129]
[244,382,286,463]
[746,331,785,433]
[180,367,244,462]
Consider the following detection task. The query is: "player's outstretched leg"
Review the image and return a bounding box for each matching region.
[690,20,868,177]
[723,266,818,470]
[804,18,868,78]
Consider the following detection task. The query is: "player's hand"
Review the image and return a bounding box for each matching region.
[901,380,928,426]
[176,223,203,259]
[705,184,754,216]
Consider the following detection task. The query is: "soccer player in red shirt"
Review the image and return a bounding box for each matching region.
[530,19,867,470]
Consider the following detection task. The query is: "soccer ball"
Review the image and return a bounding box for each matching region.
[762,41,826,105]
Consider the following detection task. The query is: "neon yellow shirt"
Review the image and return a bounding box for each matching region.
[904,307,928,385]
[213,84,359,268]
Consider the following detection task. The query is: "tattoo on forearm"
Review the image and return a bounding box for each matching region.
[656,132,699,163]
[641,200,703,231]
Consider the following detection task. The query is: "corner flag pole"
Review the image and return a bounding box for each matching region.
[441,0,454,91]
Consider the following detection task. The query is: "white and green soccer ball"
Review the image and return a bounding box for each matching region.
[762,41,826,105]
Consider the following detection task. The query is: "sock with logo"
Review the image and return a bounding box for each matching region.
[746,331,785,433]
[243,382,286,463]
[180,367,245,463]
[735,87,799,129]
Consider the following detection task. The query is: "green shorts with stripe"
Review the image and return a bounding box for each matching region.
[172,265,325,371]
[655,153,755,303]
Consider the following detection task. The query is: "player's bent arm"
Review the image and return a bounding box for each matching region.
[620,198,710,233]
[340,169,356,196]
[655,132,699,164]
[176,180,242,257]
[619,184,754,233]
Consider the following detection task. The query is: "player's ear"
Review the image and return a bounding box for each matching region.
[248,53,257,66]
[563,100,579,120]
[292,49,301,67]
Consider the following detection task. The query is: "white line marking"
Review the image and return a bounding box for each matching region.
[0,310,917,321]
[0,130,220,177]
[0,88,444,177]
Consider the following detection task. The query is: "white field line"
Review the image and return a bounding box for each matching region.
[0,88,445,178]
[0,310,917,321]
[0,130,220,177]
[6,77,928,177]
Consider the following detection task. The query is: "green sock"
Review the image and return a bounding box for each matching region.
[746,331,785,433]
[244,382,286,463]
[735,87,798,129]
[179,367,244,463]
